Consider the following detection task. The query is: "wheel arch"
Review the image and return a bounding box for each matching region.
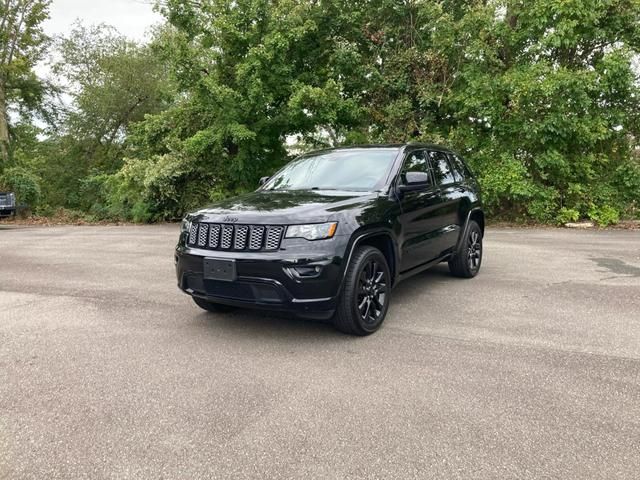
[357,233,397,281]
[470,209,485,234]
[339,229,399,294]
[455,207,485,253]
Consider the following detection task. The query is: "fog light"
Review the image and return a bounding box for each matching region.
[296,266,320,276]
[290,265,323,279]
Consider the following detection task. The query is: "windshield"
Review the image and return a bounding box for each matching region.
[262,148,399,192]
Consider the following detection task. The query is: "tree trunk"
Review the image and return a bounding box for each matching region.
[0,79,9,168]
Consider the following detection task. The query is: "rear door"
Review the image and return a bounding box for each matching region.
[397,149,446,272]
[427,150,464,255]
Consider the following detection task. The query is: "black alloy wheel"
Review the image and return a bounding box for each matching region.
[357,257,388,326]
[333,246,392,335]
[467,229,482,273]
[448,219,483,278]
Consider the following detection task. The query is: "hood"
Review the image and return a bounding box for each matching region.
[191,189,379,224]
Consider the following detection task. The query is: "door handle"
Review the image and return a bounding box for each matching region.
[421,190,439,198]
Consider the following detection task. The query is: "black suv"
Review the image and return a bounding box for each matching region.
[175,144,484,335]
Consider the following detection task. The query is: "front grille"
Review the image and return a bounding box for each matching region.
[187,223,284,252]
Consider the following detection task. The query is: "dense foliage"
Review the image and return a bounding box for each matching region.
[1,0,639,225]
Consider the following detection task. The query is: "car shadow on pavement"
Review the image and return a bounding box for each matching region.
[192,265,454,341]
[196,307,344,343]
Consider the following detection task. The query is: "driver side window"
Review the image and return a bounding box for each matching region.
[400,150,432,185]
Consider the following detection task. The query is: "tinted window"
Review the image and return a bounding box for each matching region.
[448,153,469,182]
[401,150,429,174]
[263,148,399,191]
[400,150,433,186]
[429,151,455,186]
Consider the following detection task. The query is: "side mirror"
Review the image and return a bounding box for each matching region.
[398,171,431,192]
[259,176,270,186]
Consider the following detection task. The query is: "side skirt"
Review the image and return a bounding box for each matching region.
[395,253,452,285]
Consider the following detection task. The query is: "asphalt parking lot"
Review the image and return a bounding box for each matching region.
[1,225,639,479]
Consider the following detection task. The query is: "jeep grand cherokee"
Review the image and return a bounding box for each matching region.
[175,144,484,335]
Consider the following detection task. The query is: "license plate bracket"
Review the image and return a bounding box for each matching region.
[203,258,237,282]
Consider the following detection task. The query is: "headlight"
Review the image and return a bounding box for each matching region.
[285,222,338,240]
[181,217,192,233]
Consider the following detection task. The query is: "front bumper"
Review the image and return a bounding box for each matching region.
[175,235,350,319]
[0,207,15,217]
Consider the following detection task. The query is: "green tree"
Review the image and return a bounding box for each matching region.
[453,0,640,223]
[27,23,174,214]
[52,23,173,173]
[114,0,639,222]
[316,0,640,223]
[114,0,366,219]
[0,0,50,167]
[7,0,636,224]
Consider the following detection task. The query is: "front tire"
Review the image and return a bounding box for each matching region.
[333,246,391,336]
[192,297,235,313]
[448,220,483,278]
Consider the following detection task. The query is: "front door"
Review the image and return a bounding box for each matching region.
[397,150,448,272]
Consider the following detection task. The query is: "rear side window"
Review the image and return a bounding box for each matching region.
[428,151,455,186]
[448,153,471,182]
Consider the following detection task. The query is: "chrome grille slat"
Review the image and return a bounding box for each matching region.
[188,223,198,245]
[249,226,265,250]
[221,225,234,249]
[197,224,209,247]
[265,226,284,251]
[234,225,249,249]
[187,222,283,252]
[208,224,221,248]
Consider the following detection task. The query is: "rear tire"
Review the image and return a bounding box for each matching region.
[333,246,391,336]
[192,297,235,313]
[448,220,483,278]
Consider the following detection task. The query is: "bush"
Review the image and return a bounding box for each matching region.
[587,204,620,227]
[612,161,640,218]
[477,154,536,218]
[98,153,223,222]
[556,207,580,224]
